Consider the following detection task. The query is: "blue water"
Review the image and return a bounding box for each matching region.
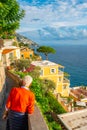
[40,44,87,87]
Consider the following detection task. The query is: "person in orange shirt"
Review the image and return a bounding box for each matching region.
[3,75,35,130]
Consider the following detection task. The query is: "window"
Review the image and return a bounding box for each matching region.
[9,53,13,58]
[58,77,62,82]
[63,85,67,89]
[30,54,32,58]
[21,54,24,58]
[51,68,56,73]
[59,77,62,82]
[9,53,13,61]
[40,70,43,76]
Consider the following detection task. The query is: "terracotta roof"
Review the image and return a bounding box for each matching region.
[2,49,14,54]
[70,87,87,99]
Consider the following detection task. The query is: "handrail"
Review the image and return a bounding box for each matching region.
[28,105,48,130]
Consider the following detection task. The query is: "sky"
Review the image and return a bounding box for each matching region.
[17,0,87,44]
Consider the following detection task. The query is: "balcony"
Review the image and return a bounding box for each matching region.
[63,77,70,84]
[58,70,63,75]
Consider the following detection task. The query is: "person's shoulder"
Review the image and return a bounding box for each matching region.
[11,87,20,91]
[29,90,35,96]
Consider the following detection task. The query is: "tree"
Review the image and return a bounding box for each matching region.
[64,72,70,79]
[0,0,25,39]
[28,66,41,79]
[19,42,30,48]
[15,59,31,71]
[37,46,56,60]
[42,79,55,95]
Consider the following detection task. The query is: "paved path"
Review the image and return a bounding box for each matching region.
[0,74,17,130]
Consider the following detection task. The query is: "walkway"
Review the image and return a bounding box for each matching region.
[0,74,17,130]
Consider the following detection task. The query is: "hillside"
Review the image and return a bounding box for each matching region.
[15,33,39,46]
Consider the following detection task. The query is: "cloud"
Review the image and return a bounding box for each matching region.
[51,21,87,28]
[17,0,87,41]
[19,25,87,43]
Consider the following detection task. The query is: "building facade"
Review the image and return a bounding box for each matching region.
[20,47,34,59]
[31,60,70,97]
[2,46,20,66]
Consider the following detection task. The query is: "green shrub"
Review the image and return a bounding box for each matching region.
[46,114,54,122]
[38,97,49,113]
[31,79,43,100]
[14,71,26,78]
[47,93,66,114]
[50,122,62,130]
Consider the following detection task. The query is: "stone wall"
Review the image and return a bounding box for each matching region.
[0,62,6,107]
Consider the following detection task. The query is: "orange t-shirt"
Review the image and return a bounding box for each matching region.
[6,87,35,114]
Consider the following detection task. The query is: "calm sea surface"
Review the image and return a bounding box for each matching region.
[40,44,87,87]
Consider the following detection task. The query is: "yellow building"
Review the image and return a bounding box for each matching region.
[31,60,70,97]
[2,46,20,66]
[20,47,34,59]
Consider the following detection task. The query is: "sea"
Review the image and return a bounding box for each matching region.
[38,43,87,87]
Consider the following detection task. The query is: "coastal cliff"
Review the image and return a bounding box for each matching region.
[15,33,38,46]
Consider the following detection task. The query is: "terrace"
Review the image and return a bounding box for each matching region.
[58,109,87,130]
[58,70,63,75]
[63,77,70,84]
